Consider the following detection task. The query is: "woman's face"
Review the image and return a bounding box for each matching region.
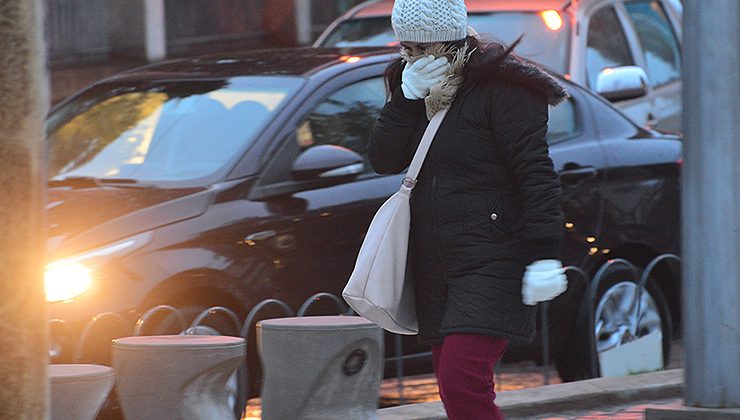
[400,41,460,61]
[400,42,435,58]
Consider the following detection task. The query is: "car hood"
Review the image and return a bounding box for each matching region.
[47,186,210,258]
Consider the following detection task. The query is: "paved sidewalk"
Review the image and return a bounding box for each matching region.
[245,342,686,419]
[377,369,683,419]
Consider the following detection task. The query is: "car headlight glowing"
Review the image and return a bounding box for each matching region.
[45,231,152,303]
[45,262,93,303]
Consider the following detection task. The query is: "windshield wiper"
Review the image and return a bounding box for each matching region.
[48,176,154,189]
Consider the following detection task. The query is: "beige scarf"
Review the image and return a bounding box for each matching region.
[400,42,474,120]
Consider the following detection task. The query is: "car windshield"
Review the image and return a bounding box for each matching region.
[47,76,304,184]
[320,12,571,73]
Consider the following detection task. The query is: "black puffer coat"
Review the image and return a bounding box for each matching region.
[368,46,568,345]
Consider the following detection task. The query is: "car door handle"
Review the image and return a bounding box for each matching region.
[245,230,277,242]
[559,165,598,183]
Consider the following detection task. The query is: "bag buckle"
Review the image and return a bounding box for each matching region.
[402,177,417,189]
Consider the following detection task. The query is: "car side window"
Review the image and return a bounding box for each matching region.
[586,7,635,89]
[547,99,578,144]
[296,77,386,169]
[624,0,681,87]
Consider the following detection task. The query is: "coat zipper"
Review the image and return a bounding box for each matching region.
[430,173,451,283]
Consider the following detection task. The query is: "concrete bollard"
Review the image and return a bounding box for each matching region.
[112,335,245,420]
[49,364,114,420]
[258,316,383,420]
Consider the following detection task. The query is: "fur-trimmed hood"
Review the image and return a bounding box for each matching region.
[466,42,570,106]
[388,39,570,108]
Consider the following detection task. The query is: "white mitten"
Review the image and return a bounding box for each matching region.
[522,259,568,306]
[401,55,450,100]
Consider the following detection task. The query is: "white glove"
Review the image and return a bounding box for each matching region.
[522,259,568,306]
[401,55,450,100]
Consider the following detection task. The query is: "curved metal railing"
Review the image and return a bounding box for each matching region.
[636,254,681,337]
[538,265,592,383]
[586,258,641,377]
[133,305,187,336]
[74,312,131,363]
[189,306,243,336]
[296,292,350,317]
[66,257,682,413]
[236,298,294,418]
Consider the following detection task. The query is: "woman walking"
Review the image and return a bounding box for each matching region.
[368,1,570,418]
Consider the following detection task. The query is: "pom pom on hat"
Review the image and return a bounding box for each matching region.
[392,0,469,43]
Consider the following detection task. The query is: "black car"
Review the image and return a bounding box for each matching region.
[46,47,682,385]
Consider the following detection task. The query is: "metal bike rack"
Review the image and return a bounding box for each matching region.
[74,312,131,363]
[502,256,681,386]
[537,265,590,384]
[189,306,243,336]
[133,305,187,336]
[235,299,294,419]
[587,258,641,378]
[539,301,551,384]
[296,292,350,317]
[68,257,683,415]
[635,254,681,337]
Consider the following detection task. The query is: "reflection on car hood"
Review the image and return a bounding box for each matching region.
[47,186,207,256]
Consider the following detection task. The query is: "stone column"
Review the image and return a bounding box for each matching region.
[143,0,166,61]
[0,0,50,418]
[682,0,740,409]
[294,0,313,45]
[108,0,166,61]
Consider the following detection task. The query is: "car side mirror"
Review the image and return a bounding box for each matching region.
[595,66,649,102]
[291,145,364,181]
[250,145,365,200]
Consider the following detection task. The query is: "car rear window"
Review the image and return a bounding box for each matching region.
[319,11,571,73]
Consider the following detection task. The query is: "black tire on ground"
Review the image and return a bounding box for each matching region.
[554,266,673,382]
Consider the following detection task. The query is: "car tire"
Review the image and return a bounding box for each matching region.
[555,266,673,382]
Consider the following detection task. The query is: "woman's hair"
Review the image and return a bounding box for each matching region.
[383,35,523,96]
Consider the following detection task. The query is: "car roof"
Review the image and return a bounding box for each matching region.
[74,46,574,114]
[353,0,571,17]
[99,46,573,88]
[106,47,397,82]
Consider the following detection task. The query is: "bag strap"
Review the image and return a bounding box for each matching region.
[403,108,449,188]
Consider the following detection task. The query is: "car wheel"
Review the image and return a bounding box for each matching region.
[555,267,672,382]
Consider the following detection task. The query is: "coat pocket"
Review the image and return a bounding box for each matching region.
[484,193,515,241]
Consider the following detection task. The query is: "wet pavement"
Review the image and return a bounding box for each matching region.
[243,340,684,419]
[243,363,564,419]
[379,363,563,406]
[531,398,684,420]
[379,339,683,408]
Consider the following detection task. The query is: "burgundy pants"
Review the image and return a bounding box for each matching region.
[431,334,509,420]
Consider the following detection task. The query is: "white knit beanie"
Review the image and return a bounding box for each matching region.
[391,0,468,43]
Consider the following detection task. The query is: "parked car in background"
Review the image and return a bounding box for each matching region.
[315,0,683,133]
[46,47,682,392]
